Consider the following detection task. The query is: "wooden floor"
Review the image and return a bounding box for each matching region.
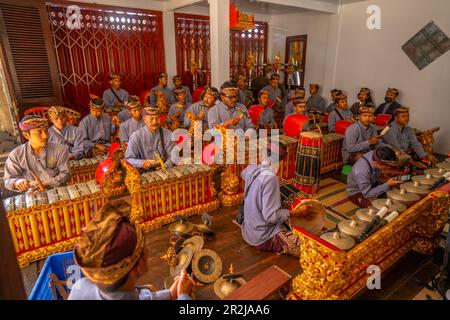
[138,201,442,300]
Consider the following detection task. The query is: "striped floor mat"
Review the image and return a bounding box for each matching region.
[313,178,359,231]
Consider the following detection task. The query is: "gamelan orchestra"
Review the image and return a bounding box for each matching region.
[1,8,450,301]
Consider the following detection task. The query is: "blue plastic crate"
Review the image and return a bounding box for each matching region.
[29,251,84,300]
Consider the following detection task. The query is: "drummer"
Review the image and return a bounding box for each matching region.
[119,101,145,146]
[255,89,277,129]
[68,201,194,300]
[125,106,176,170]
[4,115,70,193]
[207,81,255,131]
[285,87,306,116]
[381,107,431,166]
[240,143,313,257]
[342,107,380,164]
[103,74,129,110]
[78,98,118,157]
[347,146,405,208]
[283,99,309,133]
[325,89,342,114]
[328,94,354,133]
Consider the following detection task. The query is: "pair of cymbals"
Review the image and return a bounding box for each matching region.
[169,236,204,277]
[213,273,246,299]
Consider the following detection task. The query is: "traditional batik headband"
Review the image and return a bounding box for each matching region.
[19,115,48,132]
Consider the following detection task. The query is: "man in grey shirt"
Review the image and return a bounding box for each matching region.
[306,83,327,113]
[103,74,129,110]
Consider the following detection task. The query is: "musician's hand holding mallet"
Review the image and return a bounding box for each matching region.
[14,179,30,192]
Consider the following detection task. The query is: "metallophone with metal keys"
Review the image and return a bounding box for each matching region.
[5,164,219,267]
[68,156,106,185]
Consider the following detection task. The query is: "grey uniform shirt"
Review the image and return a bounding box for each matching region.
[4,142,70,192]
[207,101,255,131]
[284,101,295,116]
[48,125,83,160]
[328,108,354,133]
[306,95,327,113]
[68,278,191,300]
[347,150,390,198]
[125,126,176,168]
[241,163,290,246]
[184,101,209,129]
[342,121,378,163]
[167,102,191,126]
[382,122,426,159]
[103,88,129,109]
[325,102,337,114]
[170,86,192,105]
[149,85,173,105]
[78,114,115,154]
[118,110,131,123]
[257,107,275,127]
[262,85,282,102]
[119,118,145,144]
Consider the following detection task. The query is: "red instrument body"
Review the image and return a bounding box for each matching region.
[293,131,323,195]
[284,114,309,138]
[193,87,204,103]
[96,158,114,185]
[108,142,121,158]
[248,105,264,125]
[335,120,353,135]
[375,114,392,127]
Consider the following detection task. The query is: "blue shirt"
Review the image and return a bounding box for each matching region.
[78,114,115,154]
[306,95,327,113]
[125,126,176,168]
[207,101,255,131]
[167,102,191,126]
[103,88,129,109]
[262,85,282,103]
[118,110,131,123]
[184,101,209,129]
[328,108,353,133]
[382,122,427,159]
[149,85,173,105]
[241,163,290,246]
[347,151,390,198]
[68,278,191,300]
[257,107,275,127]
[170,86,192,105]
[48,125,83,160]
[4,142,70,192]
[342,121,378,163]
[120,118,145,144]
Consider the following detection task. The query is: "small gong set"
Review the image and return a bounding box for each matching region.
[163,213,247,298]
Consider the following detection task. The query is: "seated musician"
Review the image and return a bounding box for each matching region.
[254,89,277,129]
[306,83,326,113]
[4,116,70,193]
[283,99,309,134]
[284,87,306,116]
[149,73,173,106]
[47,106,83,160]
[68,201,194,300]
[325,89,342,114]
[236,75,253,108]
[240,143,311,257]
[184,86,219,131]
[103,74,129,111]
[167,88,191,129]
[170,75,192,105]
[262,74,283,107]
[350,88,376,117]
[125,106,176,170]
[328,94,354,133]
[207,81,255,131]
[118,96,140,123]
[119,101,145,146]
[374,88,401,116]
[342,107,380,165]
[78,98,117,157]
[347,146,405,208]
[382,107,430,166]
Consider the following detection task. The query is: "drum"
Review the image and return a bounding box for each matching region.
[279,181,326,235]
[284,114,309,138]
[248,105,264,126]
[335,120,353,135]
[293,131,323,195]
